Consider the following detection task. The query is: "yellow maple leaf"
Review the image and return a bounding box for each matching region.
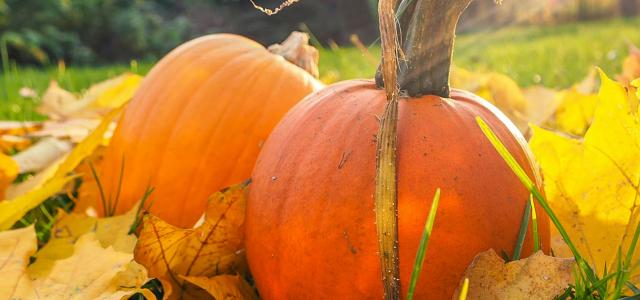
[632,78,640,99]
[0,175,77,230]
[54,104,124,179]
[0,152,19,199]
[89,73,142,110]
[134,182,248,300]
[451,68,527,127]
[530,70,640,276]
[0,226,151,300]
[0,103,124,231]
[29,206,139,278]
[28,233,153,300]
[181,274,258,300]
[453,250,574,299]
[554,88,599,136]
[0,226,37,300]
[37,74,142,120]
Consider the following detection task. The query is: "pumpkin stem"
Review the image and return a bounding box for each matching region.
[268,31,320,78]
[375,0,472,98]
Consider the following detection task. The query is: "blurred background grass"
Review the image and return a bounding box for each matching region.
[1,16,640,120]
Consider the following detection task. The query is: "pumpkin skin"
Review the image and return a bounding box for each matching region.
[246,80,550,299]
[96,34,321,227]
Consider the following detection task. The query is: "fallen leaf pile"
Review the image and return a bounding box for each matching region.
[0,224,152,300]
[134,182,256,300]
[530,71,640,279]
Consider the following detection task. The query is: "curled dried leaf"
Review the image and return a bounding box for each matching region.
[181,274,258,300]
[134,182,249,300]
[453,250,575,299]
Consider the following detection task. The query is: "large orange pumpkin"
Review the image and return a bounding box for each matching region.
[93,33,321,227]
[246,1,550,299]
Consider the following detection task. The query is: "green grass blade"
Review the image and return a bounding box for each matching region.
[613,221,640,297]
[530,195,540,252]
[512,195,532,261]
[475,117,534,191]
[129,185,155,235]
[624,221,640,274]
[110,155,126,216]
[89,160,110,216]
[626,281,640,294]
[406,188,441,300]
[476,117,601,291]
[458,278,469,300]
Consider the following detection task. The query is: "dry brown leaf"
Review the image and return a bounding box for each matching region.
[618,44,640,86]
[134,182,248,300]
[33,118,105,143]
[453,250,575,300]
[12,137,73,173]
[181,274,258,300]
[37,81,79,120]
[0,226,37,300]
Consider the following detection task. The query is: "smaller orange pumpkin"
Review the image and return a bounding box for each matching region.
[88,32,322,227]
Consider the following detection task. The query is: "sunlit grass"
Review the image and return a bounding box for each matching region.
[1,17,639,120]
[477,116,640,299]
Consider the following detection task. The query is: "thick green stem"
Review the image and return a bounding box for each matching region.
[376,0,473,98]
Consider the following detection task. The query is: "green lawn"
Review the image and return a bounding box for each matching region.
[320,17,640,87]
[1,17,640,120]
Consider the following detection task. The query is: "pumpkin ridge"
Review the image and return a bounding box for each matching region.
[177,52,280,206]
[103,42,237,205]
[150,49,273,220]
[109,44,263,216]
[225,58,294,182]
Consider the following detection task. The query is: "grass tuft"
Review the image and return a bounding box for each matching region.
[476,116,640,299]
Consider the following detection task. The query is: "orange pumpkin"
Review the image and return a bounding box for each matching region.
[93,32,322,227]
[246,1,550,299]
